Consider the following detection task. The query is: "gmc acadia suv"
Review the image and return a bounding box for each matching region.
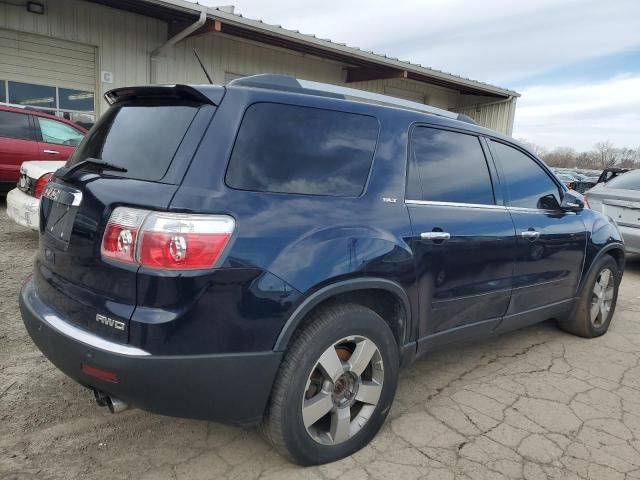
[20,75,625,465]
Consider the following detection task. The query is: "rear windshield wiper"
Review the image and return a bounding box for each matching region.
[57,158,128,180]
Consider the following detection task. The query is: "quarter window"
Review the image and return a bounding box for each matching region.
[490,141,561,210]
[0,110,32,140]
[38,117,84,146]
[226,103,379,196]
[407,127,495,205]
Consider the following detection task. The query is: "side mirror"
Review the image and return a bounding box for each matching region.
[561,190,585,212]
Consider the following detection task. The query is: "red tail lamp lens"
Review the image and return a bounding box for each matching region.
[101,207,235,270]
[139,232,232,269]
[34,173,53,199]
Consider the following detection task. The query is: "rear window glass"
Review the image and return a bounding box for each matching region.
[225,103,378,196]
[407,127,495,205]
[69,104,198,181]
[606,171,640,191]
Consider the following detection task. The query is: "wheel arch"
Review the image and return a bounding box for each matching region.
[578,242,625,296]
[273,277,412,352]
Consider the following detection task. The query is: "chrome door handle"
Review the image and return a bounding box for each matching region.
[521,230,540,241]
[420,231,451,241]
[43,149,60,154]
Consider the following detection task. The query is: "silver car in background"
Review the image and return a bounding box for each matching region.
[587,170,640,254]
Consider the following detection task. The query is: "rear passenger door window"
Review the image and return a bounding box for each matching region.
[407,127,495,205]
[0,110,33,140]
[225,103,379,196]
[489,140,561,210]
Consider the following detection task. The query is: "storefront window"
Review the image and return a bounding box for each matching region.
[2,81,95,128]
[9,81,56,109]
[59,88,94,112]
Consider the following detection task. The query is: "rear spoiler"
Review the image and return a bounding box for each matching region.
[104,84,222,106]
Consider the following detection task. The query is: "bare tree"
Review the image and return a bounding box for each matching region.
[517,139,640,170]
[593,141,617,169]
[545,147,577,168]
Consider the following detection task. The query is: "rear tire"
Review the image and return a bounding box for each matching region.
[559,255,620,338]
[263,303,399,465]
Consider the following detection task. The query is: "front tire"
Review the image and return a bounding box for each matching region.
[263,303,399,465]
[559,255,621,338]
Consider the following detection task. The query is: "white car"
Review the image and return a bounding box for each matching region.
[586,169,640,255]
[6,161,65,230]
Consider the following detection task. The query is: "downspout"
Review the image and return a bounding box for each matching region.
[149,10,207,84]
[506,96,517,137]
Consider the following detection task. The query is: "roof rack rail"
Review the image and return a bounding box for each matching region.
[228,74,476,124]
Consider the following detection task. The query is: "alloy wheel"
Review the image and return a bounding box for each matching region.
[590,268,614,327]
[301,335,384,445]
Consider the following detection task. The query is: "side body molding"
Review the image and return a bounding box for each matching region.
[273,277,412,352]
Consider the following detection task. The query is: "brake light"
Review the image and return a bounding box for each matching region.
[33,173,53,199]
[101,207,235,270]
[101,208,147,265]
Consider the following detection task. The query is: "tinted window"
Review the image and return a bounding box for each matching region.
[407,127,494,205]
[59,88,95,112]
[8,81,55,109]
[490,141,561,210]
[0,80,5,103]
[70,104,198,181]
[226,103,378,196]
[0,110,32,140]
[606,171,640,191]
[38,117,84,146]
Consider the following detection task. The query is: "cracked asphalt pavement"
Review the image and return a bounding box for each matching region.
[1,199,640,480]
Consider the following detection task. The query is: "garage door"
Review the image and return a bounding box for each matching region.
[0,29,96,126]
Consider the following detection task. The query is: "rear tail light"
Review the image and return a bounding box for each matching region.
[33,173,54,199]
[101,208,148,265]
[101,207,235,270]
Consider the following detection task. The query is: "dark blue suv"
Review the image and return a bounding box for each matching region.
[20,75,625,465]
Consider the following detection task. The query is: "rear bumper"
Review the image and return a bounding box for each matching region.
[619,225,640,255]
[20,276,282,426]
[6,188,39,230]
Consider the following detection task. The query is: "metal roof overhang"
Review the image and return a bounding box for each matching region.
[85,0,519,98]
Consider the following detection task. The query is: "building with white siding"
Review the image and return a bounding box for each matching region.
[0,0,519,133]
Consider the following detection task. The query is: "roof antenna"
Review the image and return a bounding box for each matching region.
[193,49,213,84]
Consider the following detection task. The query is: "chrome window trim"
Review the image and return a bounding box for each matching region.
[507,206,570,214]
[405,199,507,210]
[42,313,151,356]
[405,199,569,215]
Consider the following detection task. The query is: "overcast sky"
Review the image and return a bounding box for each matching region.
[196,0,640,151]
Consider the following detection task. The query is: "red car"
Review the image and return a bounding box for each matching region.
[0,105,87,193]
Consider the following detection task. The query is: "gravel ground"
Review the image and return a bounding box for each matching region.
[1,197,640,480]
